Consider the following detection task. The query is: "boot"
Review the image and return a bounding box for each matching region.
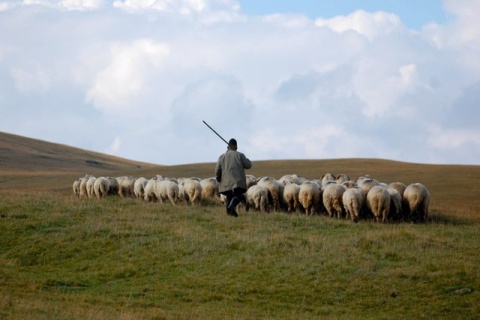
[227,197,240,217]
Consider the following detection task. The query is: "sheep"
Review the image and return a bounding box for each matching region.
[356,176,380,193]
[366,186,391,223]
[246,174,257,189]
[72,179,81,197]
[164,177,178,184]
[279,174,304,186]
[144,179,158,202]
[322,183,347,218]
[200,178,220,203]
[106,177,119,195]
[79,174,94,197]
[342,187,366,222]
[388,182,407,197]
[257,176,284,212]
[283,183,301,213]
[387,187,403,222]
[155,180,179,206]
[118,176,135,198]
[93,177,110,199]
[86,176,97,198]
[133,177,148,199]
[403,183,430,223]
[342,180,357,189]
[321,173,336,188]
[298,181,321,215]
[336,174,351,184]
[181,179,202,205]
[245,185,270,213]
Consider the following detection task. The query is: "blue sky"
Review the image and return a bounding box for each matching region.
[0,0,479,166]
[239,0,446,29]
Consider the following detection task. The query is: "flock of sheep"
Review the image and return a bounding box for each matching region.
[73,172,430,223]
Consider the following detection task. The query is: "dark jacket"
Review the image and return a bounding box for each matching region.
[215,149,252,193]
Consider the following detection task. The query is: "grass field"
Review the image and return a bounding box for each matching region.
[1,132,479,319]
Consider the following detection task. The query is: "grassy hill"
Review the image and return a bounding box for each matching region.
[0,132,479,319]
[2,131,478,220]
[0,131,158,174]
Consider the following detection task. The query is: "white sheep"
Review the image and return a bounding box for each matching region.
[200,178,220,203]
[257,176,284,212]
[403,183,430,223]
[155,180,179,206]
[342,187,366,222]
[283,183,301,213]
[279,174,305,186]
[86,176,97,198]
[181,179,202,205]
[322,183,347,218]
[106,177,119,195]
[93,177,110,199]
[246,174,257,189]
[79,174,92,197]
[79,174,94,197]
[388,182,407,198]
[245,185,270,213]
[356,176,380,193]
[387,187,403,222]
[118,176,135,198]
[342,180,357,189]
[144,179,158,202]
[72,179,81,197]
[298,181,321,215]
[133,177,148,199]
[336,174,351,184]
[366,186,391,223]
[321,173,336,188]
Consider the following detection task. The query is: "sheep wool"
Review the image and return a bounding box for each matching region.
[299,181,321,215]
[322,183,347,219]
[257,177,284,212]
[133,177,148,199]
[93,177,110,199]
[403,183,430,223]
[283,183,301,213]
[342,187,366,223]
[155,180,179,206]
[245,185,269,213]
[367,186,391,223]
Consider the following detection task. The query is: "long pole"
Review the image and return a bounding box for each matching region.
[202,120,230,146]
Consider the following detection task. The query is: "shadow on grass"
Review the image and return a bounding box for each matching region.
[428,210,474,225]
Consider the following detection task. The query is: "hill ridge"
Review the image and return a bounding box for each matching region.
[0,131,160,173]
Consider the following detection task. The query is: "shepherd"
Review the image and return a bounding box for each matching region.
[203,121,252,217]
[215,138,252,217]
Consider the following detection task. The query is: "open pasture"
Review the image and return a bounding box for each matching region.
[1,157,480,319]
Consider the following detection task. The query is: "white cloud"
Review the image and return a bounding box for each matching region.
[106,137,122,155]
[85,39,170,114]
[0,2,14,11]
[428,127,480,149]
[1,0,479,165]
[59,0,105,10]
[315,10,403,41]
[10,65,50,94]
[112,0,239,14]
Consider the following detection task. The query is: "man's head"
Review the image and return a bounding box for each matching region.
[228,138,237,150]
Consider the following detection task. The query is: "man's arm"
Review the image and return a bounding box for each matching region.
[215,157,223,182]
[240,153,252,169]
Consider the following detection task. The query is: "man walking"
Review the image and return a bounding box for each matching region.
[215,138,252,217]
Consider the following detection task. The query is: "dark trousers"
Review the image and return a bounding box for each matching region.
[222,188,246,208]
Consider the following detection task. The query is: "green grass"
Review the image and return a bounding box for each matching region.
[2,133,479,318]
[1,187,479,319]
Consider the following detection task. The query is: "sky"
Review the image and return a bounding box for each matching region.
[0,0,479,166]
